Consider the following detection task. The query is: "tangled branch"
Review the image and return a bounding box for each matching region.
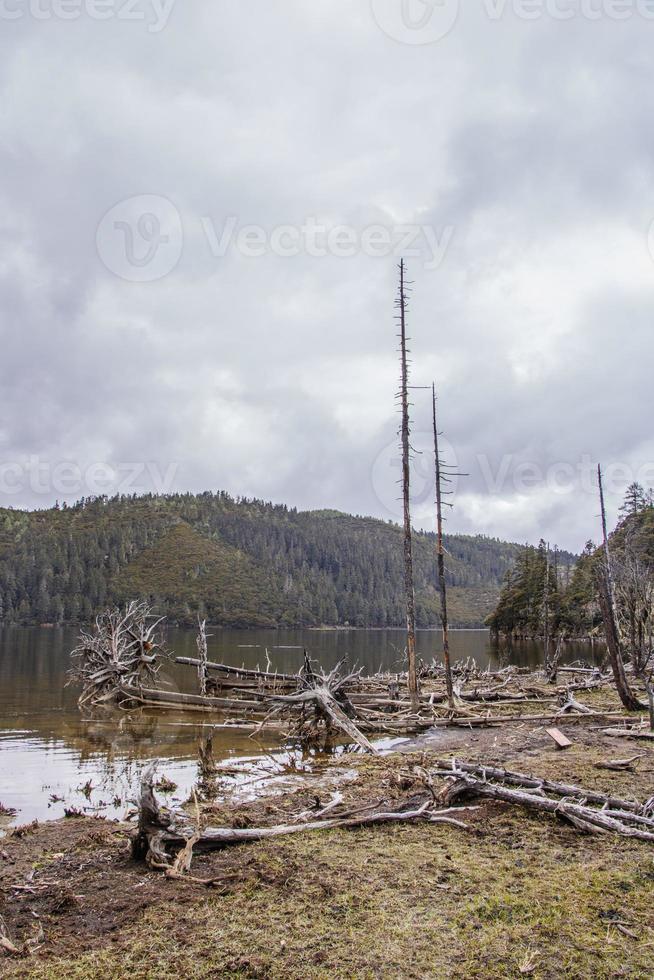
[70,601,167,706]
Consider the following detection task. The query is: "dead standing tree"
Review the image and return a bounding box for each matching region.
[397,259,419,710]
[432,384,454,709]
[542,541,550,661]
[196,619,210,697]
[596,465,646,711]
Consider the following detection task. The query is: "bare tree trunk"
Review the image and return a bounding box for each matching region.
[196,619,209,697]
[432,385,454,708]
[543,542,550,661]
[398,259,419,709]
[597,465,646,711]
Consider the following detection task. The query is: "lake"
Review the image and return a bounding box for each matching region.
[0,627,600,828]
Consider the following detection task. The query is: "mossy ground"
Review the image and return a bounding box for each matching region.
[2,720,653,979]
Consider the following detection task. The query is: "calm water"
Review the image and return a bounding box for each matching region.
[0,627,599,827]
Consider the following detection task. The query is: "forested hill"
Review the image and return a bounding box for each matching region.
[0,493,528,629]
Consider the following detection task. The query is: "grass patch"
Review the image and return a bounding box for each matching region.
[6,808,654,980]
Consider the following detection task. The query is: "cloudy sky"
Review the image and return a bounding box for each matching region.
[1,0,653,551]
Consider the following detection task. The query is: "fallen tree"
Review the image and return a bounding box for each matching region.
[133,753,654,875]
[132,767,469,871]
[71,611,650,753]
[433,772,654,841]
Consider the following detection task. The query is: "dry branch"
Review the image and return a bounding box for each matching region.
[132,769,466,869]
[70,602,167,706]
[434,774,654,842]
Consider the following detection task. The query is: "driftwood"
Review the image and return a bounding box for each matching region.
[71,609,644,755]
[266,687,378,754]
[175,657,297,685]
[432,759,646,813]
[71,602,167,706]
[436,773,654,842]
[595,755,645,772]
[133,768,468,870]
[133,752,654,876]
[265,657,379,754]
[0,915,19,956]
[603,726,654,741]
[118,685,266,711]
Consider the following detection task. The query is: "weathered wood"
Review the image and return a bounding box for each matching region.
[133,771,467,869]
[546,727,572,749]
[432,384,454,709]
[432,759,644,812]
[603,726,654,741]
[595,755,644,772]
[71,602,166,706]
[597,465,646,711]
[119,686,265,711]
[267,686,379,754]
[397,259,419,710]
[175,657,296,683]
[434,772,654,841]
[196,620,209,697]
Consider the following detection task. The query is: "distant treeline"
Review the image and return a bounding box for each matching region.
[0,492,543,629]
[487,482,654,639]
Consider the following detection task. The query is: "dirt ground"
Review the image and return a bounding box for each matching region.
[1,715,653,979]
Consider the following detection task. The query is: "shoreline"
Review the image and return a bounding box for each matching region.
[1,699,652,978]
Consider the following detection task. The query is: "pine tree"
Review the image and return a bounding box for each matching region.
[619,483,647,518]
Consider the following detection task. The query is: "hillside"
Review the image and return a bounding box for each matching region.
[0,492,529,628]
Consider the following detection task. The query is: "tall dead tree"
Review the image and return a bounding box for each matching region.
[397,260,419,709]
[597,465,646,711]
[542,542,550,657]
[432,384,454,708]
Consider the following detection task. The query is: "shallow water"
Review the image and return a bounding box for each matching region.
[0,627,600,827]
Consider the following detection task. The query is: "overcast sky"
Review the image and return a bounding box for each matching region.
[1,0,653,552]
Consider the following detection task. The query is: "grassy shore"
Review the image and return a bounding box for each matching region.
[1,705,653,979]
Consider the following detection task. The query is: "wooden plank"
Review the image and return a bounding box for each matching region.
[546,727,573,749]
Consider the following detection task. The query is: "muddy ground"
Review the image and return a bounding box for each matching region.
[1,714,653,979]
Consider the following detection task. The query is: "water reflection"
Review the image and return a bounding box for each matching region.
[0,626,603,826]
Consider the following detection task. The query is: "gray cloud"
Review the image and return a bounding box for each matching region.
[1,0,652,551]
